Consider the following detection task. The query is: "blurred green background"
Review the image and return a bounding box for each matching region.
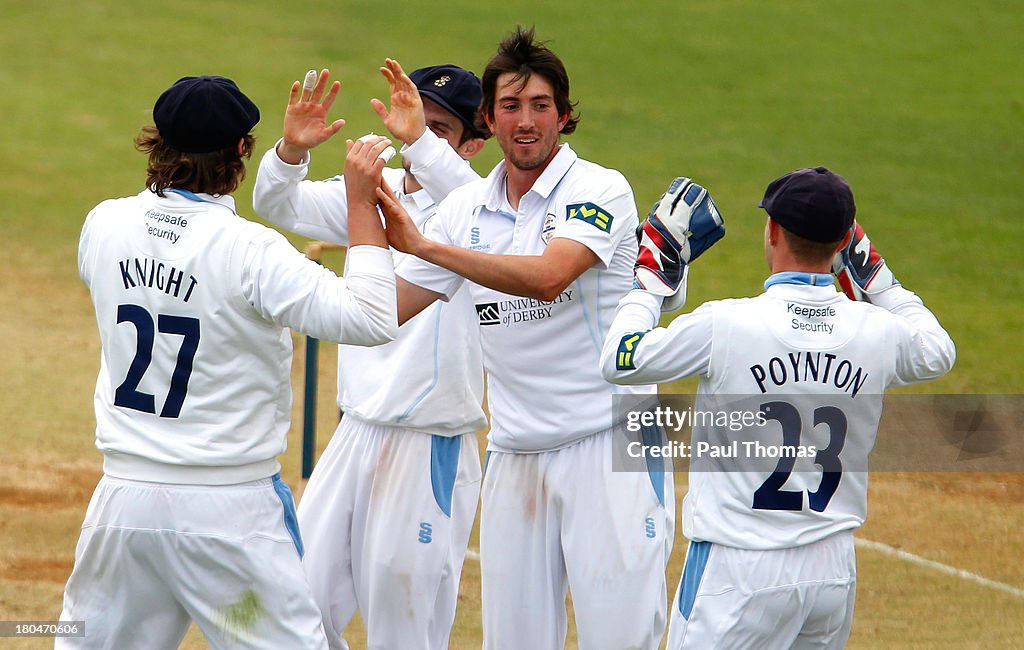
[2,0,1019,394]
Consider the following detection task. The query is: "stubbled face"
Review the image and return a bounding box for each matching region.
[485,72,568,172]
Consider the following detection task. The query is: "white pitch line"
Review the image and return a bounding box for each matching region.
[855,537,1024,598]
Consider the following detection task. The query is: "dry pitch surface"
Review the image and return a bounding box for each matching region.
[1,259,1021,648]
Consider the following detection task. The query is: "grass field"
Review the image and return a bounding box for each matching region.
[1,0,1021,647]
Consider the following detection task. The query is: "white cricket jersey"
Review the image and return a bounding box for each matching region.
[397,144,656,452]
[603,277,955,549]
[79,189,396,484]
[253,133,486,435]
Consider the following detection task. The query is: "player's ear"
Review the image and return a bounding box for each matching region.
[482,110,496,135]
[766,217,781,246]
[237,137,246,156]
[556,110,570,132]
[456,137,486,159]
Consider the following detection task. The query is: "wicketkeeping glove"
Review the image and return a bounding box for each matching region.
[634,177,725,311]
[831,221,899,301]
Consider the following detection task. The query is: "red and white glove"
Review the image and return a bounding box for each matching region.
[832,221,899,301]
[634,177,725,312]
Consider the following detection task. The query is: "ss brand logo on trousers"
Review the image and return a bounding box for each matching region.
[418,522,433,544]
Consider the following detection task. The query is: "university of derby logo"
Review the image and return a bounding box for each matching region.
[476,302,501,326]
[434,75,451,87]
[566,202,612,233]
[475,291,574,327]
[541,213,557,244]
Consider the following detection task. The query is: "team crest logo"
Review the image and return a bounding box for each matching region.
[541,213,557,244]
[434,76,451,87]
[567,202,612,233]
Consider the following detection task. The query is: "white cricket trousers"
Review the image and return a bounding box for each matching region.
[667,531,857,649]
[480,427,675,649]
[296,416,481,650]
[57,474,327,649]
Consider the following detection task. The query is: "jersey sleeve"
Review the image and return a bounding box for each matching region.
[78,206,100,284]
[239,227,397,346]
[393,199,466,300]
[551,170,638,269]
[602,290,713,384]
[252,141,354,245]
[870,286,956,385]
[79,198,123,286]
[399,129,481,206]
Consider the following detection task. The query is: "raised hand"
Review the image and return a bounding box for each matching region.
[370,58,426,146]
[831,221,899,301]
[634,177,725,312]
[277,69,346,164]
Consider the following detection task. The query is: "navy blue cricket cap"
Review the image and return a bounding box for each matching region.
[153,75,260,153]
[759,166,856,243]
[410,65,484,137]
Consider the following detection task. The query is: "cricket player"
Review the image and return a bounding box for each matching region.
[602,167,956,648]
[369,26,674,650]
[252,61,488,649]
[58,75,398,649]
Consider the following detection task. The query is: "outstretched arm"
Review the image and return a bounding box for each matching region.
[252,69,354,241]
[244,136,397,348]
[377,181,598,302]
[832,221,955,383]
[602,175,726,384]
[601,290,713,385]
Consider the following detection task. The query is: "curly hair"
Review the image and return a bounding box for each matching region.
[477,25,580,136]
[134,125,254,197]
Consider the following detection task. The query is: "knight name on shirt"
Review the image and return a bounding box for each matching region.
[118,257,199,303]
[749,351,869,397]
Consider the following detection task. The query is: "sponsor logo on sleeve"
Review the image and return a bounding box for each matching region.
[566,202,612,233]
[616,331,646,370]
